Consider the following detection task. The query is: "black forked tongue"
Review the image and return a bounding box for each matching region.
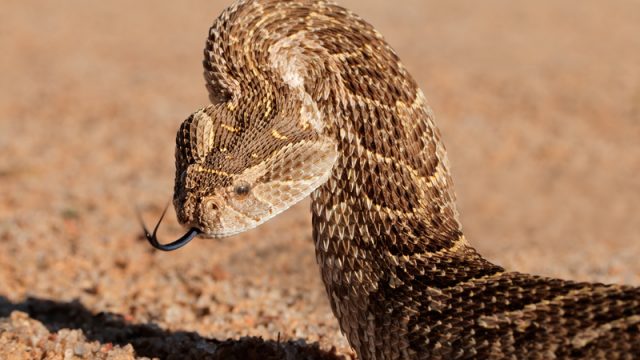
[138,203,201,251]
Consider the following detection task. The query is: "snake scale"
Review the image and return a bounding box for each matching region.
[144,0,640,358]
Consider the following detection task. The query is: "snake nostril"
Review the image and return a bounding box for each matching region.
[205,199,220,212]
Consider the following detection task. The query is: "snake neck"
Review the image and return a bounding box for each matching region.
[308,80,504,278]
[309,93,471,267]
[308,81,506,352]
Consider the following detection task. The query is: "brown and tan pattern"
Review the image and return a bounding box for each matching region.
[163,0,640,358]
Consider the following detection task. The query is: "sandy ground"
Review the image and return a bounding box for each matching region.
[1,0,639,358]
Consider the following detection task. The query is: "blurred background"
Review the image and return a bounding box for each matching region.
[1,0,639,358]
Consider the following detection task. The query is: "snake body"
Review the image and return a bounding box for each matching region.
[165,1,640,358]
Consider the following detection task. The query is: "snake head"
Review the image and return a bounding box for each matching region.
[173,104,337,238]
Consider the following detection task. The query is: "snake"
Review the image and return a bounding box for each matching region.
[140,0,640,358]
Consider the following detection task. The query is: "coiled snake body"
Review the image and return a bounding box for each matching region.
[146,1,640,358]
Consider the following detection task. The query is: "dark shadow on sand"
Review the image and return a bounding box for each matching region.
[0,296,344,360]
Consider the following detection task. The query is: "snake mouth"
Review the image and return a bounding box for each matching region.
[138,203,202,251]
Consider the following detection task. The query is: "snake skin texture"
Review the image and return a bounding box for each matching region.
[169,1,640,358]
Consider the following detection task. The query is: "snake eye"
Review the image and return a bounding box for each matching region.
[234,182,251,196]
